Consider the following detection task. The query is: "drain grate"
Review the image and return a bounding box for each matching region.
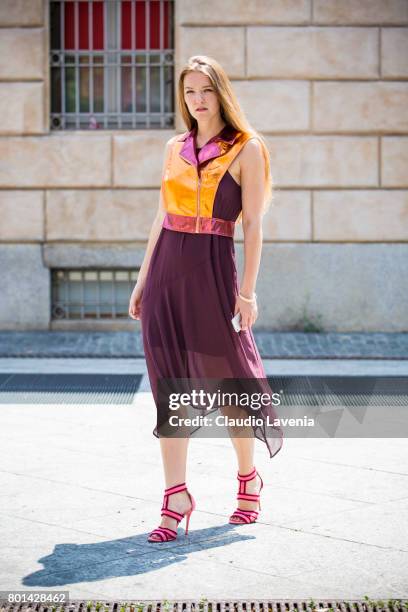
[0,373,142,404]
[0,600,407,612]
[0,374,406,407]
[271,376,408,407]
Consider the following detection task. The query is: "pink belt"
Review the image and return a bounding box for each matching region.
[162,212,235,238]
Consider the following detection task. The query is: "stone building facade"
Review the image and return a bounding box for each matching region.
[0,0,407,332]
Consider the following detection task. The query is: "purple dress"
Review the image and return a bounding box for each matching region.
[140,146,283,459]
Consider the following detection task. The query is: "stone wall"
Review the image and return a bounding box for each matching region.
[0,0,407,331]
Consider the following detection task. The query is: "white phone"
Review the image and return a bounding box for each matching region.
[231,311,242,333]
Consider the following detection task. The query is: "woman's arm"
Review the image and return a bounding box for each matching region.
[234,137,266,331]
[128,137,173,319]
[133,137,173,291]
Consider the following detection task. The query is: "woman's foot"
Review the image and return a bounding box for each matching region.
[148,489,194,541]
[229,469,263,524]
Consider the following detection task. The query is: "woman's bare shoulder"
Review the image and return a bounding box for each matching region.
[239,136,264,168]
[165,134,179,148]
[242,134,263,152]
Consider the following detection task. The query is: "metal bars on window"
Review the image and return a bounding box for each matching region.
[51,269,139,319]
[50,0,175,130]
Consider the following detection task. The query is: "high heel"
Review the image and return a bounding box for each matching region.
[148,481,196,542]
[229,466,263,525]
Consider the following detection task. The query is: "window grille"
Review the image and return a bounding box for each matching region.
[51,269,138,319]
[50,0,175,130]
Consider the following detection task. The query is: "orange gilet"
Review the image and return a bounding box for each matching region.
[161,124,254,238]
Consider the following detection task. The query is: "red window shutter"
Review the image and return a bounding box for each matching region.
[93,2,104,50]
[121,1,132,50]
[135,0,146,49]
[64,2,75,49]
[121,0,170,50]
[64,1,104,50]
[78,2,89,49]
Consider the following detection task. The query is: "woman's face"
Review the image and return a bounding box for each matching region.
[183,71,221,122]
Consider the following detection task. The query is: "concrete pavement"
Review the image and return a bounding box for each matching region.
[0,332,407,600]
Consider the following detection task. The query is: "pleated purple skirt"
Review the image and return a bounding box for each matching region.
[140,170,283,459]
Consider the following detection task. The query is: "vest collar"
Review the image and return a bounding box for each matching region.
[177,124,240,167]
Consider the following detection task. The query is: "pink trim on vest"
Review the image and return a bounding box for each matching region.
[162,212,235,238]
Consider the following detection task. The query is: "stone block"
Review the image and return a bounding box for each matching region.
[247,26,378,78]
[0,82,44,134]
[0,245,50,330]
[178,27,245,79]
[0,0,43,26]
[0,134,111,187]
[46,189,159,241]
[381,28,408,78]
[177,0,311,25]
[236,243,408,331]
[265,136,378,187]
[314,190,408,241]
[313,0,408,25]
[233,80,309,131]
[314,82,408,132]
[43,243,146,268]
[382,137,408,187]
[0,191,44,240]
[0,29,44,79]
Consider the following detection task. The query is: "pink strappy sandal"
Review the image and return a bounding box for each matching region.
[148,481,196,542]
[229,466,264,524]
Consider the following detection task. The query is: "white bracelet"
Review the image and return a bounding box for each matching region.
[239,291,257,303]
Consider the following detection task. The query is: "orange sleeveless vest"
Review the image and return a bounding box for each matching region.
[161,125,253,238]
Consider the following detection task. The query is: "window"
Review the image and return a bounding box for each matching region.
[51,269,139,319]
[50,0,175,130]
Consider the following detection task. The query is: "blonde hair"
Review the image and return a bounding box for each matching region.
[177,55,273,224]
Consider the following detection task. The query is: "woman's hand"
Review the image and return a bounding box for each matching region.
[129,284,144,320]
[234,294,258,331]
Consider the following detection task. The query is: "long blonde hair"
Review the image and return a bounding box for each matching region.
[177,55,273,223]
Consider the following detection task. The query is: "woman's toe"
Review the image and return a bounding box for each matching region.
[230,516,244,523]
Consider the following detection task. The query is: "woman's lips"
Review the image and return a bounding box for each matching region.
[196,108,207,111]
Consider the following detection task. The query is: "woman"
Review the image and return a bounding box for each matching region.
[129,55,283,543]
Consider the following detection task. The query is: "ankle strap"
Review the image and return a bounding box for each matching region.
[164,482,187,495]
[237,467,257,481]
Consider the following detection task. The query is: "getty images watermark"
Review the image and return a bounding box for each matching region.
[156,376,408,439]
[165,387,312,429]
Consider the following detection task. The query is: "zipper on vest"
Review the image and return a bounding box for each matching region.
[195,173,201,233]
